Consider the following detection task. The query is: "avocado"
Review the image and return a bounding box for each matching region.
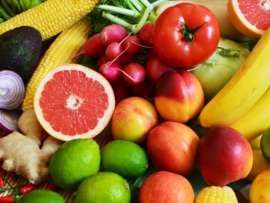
[0,26,42,82]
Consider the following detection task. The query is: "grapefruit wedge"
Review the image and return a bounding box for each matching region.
[34,64,115,141]
[228,0,270,38]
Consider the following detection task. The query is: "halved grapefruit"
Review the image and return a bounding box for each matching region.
[228,0,270,38]
[34,64,115,141]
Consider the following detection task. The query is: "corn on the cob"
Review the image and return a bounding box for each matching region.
[196,186,238,203]
[0,0,98,40]
[22,19,90,111]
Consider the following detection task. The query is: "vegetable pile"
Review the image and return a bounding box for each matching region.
[0,0,270,203]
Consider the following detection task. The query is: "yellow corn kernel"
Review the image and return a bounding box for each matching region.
[196,186,238,203]
[22,19,90,111]
[0,0,98,40]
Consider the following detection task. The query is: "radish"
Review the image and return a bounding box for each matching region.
[112,80,130,103]
[132,80,155,98]
[83,34,105,57]
[99,62,122,82]
[123,36,141,55]
[101,24,128,45]
[123,63,146,85]
[105,42,123,60]
[146,56,171,81]
[97,56,108,67]
[118,54,133,66]
[139,23,154,45]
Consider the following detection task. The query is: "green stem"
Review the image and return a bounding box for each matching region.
[102,12,133,30]
[217,47,240,58]
[126,0,140,13]
[130,0,144,11]
[133,0,168,33]
[98,5,139,17]
[139,0,151,7]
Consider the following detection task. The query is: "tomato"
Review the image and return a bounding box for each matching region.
[153,3,220,69]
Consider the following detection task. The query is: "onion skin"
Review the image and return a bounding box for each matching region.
[0,70,25,110]
[0,110,19,137]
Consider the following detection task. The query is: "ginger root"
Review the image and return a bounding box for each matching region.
[0,110,62,183]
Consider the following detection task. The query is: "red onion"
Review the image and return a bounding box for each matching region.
[0,70,25,110]
[0,110,19,136]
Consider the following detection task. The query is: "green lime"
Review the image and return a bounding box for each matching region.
[18,190,65,203]
[49,139,100,189]
[75,172,130,203]
[261,129,270,162]
[102,140,148,178]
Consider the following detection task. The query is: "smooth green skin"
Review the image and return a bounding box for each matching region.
[75,172,131,203]
[102,140,149,178]
[192,38,249,99]
[18,190,65,203]
[49,139,100,189]
[261,129,270,162]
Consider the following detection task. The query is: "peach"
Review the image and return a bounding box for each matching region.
[198,127,253,186]
[112,97,158,142]
[155,71,204,123]
[147,121,199,175]
[139,171,194,203]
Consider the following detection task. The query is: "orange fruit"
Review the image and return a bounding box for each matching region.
[34,64,115,141]
[139,171,194,203]
[228,0,270,38]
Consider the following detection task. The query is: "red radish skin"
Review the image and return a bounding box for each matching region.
[99,62,122,82]
[101,24,128,45]
[0,195,14,203]
[123,36,141,55]
[123,63,146,85]
[105,42,123,60]
[112,81,130,103]
[118,54,134,66]
[146,56,171,81]
[83,34,105,57]
[132,80,154,98]
[139,23,154,45]
[97,56,108,67]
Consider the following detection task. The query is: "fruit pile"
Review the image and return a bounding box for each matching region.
[0,0,270,203]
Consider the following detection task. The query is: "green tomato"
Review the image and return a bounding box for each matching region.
[192,38,249,99]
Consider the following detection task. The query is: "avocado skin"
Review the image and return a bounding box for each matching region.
[0,26,42,82]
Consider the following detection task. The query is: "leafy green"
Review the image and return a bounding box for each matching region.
[89,0,166,34]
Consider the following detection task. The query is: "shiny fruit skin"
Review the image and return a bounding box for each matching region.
[139,171,194,203]
[147,121,199,175]
[155,71,204,123]
[198,127,253,186]
[250,170,270,203]
[112,97,158,142]
[153,3,220,68]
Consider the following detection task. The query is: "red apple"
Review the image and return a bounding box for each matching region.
[198,127,253,186]
[147,121,199,175]
[155,71,204,123]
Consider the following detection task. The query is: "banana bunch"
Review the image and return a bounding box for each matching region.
[200,29,270,140]
[0,0,44,22]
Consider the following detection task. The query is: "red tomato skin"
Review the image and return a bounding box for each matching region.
[153,3,220,69]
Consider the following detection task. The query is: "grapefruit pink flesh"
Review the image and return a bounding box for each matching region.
[34,64,115,141]
[238,0,270,30]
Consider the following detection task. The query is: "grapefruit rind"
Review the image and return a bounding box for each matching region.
[228,0,266,38]
[34,64,115,141]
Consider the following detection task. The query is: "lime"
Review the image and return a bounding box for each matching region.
[261,129,270,162]
[75,172,130,203]
[18,190,65,203]
[102,140,148,178]
[49,139,100,189]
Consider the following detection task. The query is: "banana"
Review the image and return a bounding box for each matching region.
[199,29,270,127]
[231,88,270,140]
